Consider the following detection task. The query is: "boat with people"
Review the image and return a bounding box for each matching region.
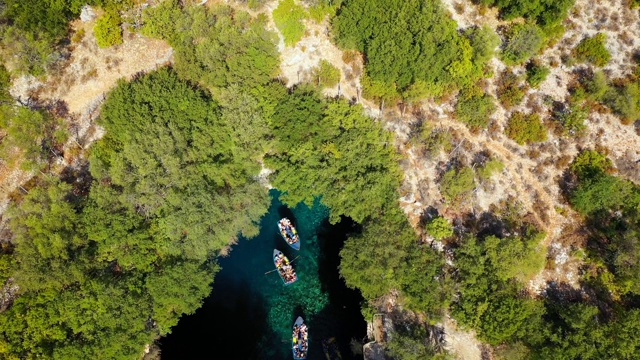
[292,316,308,360]
[278,218,300,250]
[273,249,297,285]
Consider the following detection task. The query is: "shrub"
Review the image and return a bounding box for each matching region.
[273,0,306,46]
[606,82,640,123]
[441,167,476,202]
[425,216,454,240]
[505,112,548,145]
[502,23,545,65]
[94,11,123,48]
[583,70,610,101]
[570,150,613,178]
[311,60,341,88]
[554,102,587,134]
[526,61,550,88]
[574,33,611,67]
[455,87,496,131]
[497,71,526,108]
[477,159,505,180]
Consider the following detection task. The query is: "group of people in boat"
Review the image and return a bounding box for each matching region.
[279,218,298,245]
[275,252,297,284]
[292,322,308,359]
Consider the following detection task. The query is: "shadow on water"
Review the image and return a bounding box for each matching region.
[161,191,366,360]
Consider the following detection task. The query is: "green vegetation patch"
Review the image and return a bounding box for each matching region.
[477,0,574,29]
[311,59,341,88]
[455,88,497,131]
[94,10,122,48]
[273,0,307,46]
[574,33,611,67]
[502,23,544,65]
[334,0,483,102]
[425,216,454,241]
[505,111,548,145]
[440,167,476,202]
[142,2,280,89]
[526,61,550,88]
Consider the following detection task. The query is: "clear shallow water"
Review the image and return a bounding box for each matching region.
[160,190,366,359]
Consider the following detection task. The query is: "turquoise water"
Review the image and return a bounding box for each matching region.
[161,190,366,359]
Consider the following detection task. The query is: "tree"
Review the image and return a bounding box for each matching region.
[142,2,280,89]
[440,167,476,203]
[311,60,341,88]
[455,87,496,130]
[266,86,403,223]
[334,0,476,98]
[91,68,269,261]
[425,216,454,241]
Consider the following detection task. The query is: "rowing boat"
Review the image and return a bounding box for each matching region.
[292,316,308,360]
[278,218,300,250]
[273,249,297,285]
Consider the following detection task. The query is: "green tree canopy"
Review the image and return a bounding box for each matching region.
[142,2,280,90]
[334,0,478,99]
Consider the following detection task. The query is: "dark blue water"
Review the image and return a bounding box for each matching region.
[160,190,366,359]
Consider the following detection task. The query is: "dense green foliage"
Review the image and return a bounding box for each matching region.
[273,0,307,46]
[311,59,341,88]
[266,86,402,223]
[455,88,497,130]
[477,159,504,181]
[91,68,269,260]
[502,24,544,65]
[142,2,280,89]
[477,0,574,28]
[505,112,548,145]
[425,216,454,241]
[526,61,550,88]
[94,10,123,48]
[453,230,546,345]
[334,0,484,101]
[574,33,611,67]
[0,68,271,358]
[440,167,476,202]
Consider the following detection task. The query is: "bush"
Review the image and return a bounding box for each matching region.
[273,0,306,46]
[425,216,454,240]
[526,61,550,88]
[554,102,587,134]
[583,70,610,101]
[505,112,548,145]
[311,60,341,88]
[94,11,123,48]
[497,71,526,108]
[606,82,640,123]
[455,88,496,130]
[502,23,545,65]
[477,159,505,180]
[574,33,611,67]
[440,167,476,202]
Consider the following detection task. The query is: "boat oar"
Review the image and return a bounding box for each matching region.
[264,255,301,275]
